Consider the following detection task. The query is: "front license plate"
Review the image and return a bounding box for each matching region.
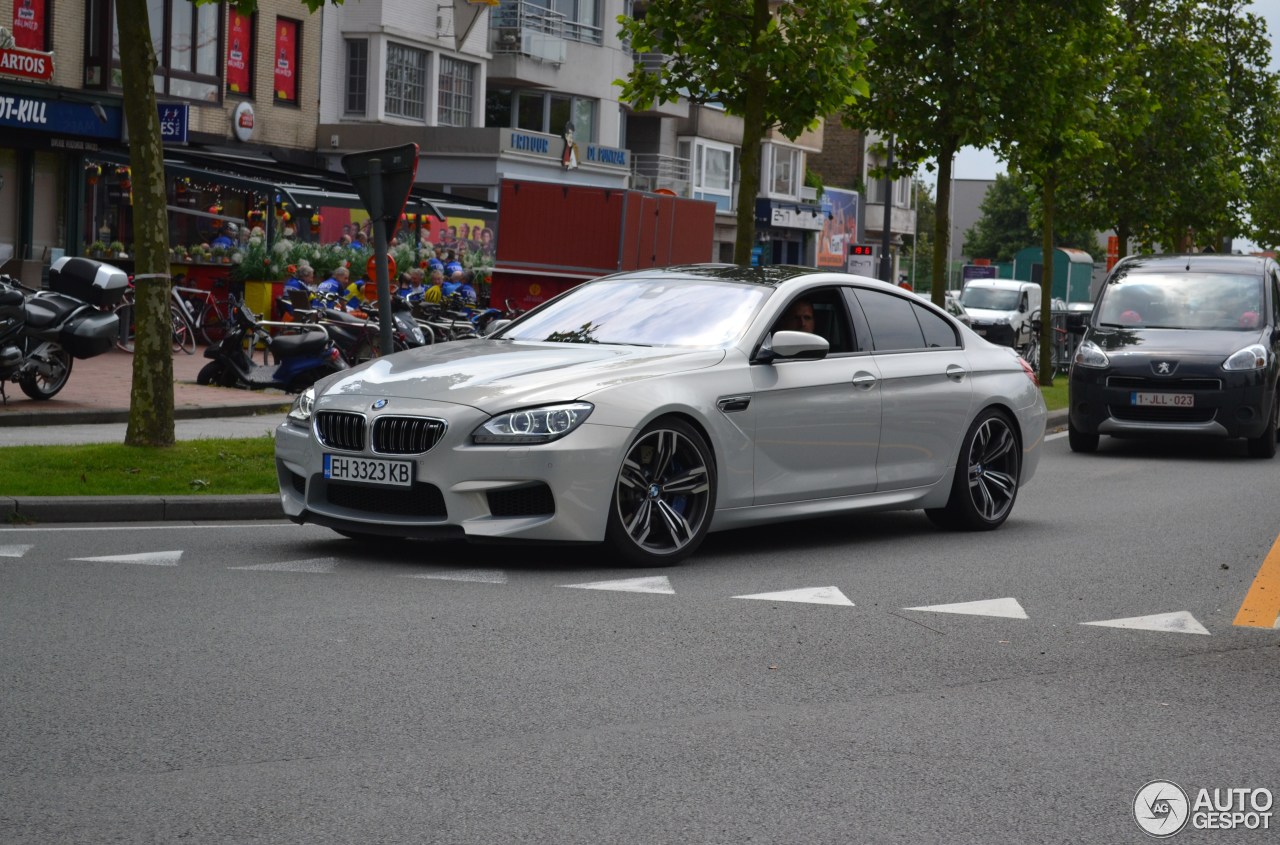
[1131,392,1195,408]
[324,454,413,487]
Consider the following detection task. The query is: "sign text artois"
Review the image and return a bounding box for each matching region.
[0,46,54,82]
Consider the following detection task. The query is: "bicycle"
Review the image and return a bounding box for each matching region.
[111,281,197,354]
[174,278,232,346]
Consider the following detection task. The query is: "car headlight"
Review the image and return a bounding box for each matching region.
[287,387,316,425]
[1223,344,1269,371]
[1073,339,1109,369]
[472,402,593,444]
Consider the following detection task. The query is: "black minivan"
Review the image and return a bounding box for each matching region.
[1068,254,1280,458]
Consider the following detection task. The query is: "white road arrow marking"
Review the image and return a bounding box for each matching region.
[70,551,183,566]
[562,575,675,594]
[404,569,509,584]
[0,544,34,558]
[1082,611,1210,635]
[905,597,1029,619]
[230,558,339,573]
[734,586,854,606]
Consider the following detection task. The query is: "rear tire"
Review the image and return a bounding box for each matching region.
[1246,391,1278,459]
[926,408,1020,531]
[1068,419,1100,453]
[18,346,73,400]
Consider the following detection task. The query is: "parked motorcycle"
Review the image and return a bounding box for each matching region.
[197,297,347,392]
[0,257,127,401]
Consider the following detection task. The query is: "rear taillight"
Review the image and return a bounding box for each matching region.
[1018,356,1039,386]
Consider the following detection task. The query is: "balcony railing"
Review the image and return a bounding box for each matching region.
[630,153,691,197]
[491,0,602,63]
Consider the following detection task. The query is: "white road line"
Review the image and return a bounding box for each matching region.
[403,569,509,584]
[1082,611,1211,635]
[562,575,675,594]
[229,558,340,573]
[905,597,1029,619]
[68,551,183,566]
[0,544,34,557]
[734,586,854,606]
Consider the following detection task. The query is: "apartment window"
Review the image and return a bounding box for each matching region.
[866,173,910,206]
[12,0,50,51]
[544,0,600,44]
[687,138,734,212]
[385,42,428,121]
[497,90,595,140]
[437,56,474,127]
[345,38,368,115]
[86,0,222,100]
[770,146,799,197]
[225,11,254,97]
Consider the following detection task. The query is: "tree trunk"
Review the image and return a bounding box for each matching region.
[931,140,957,306]
[117,0,175,446]
[732,0,771,265]
[1039,170,1056,386]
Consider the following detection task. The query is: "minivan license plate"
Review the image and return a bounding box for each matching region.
[1131,392,1194,408]
[324,454,413,487]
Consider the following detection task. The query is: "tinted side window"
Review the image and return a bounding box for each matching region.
[769,287,857,354]
[852,289,926,351]
[914,302,960,348]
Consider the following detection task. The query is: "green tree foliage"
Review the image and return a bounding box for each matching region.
[992,0,1122,385]
[616,0,870,264]
[121,0,334,445]
[844,0,1012,306]
[963,171,1103,264]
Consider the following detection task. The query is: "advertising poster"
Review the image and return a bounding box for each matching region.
[226,12,251,95]
[11,0,45,50]
[273,19,298,102]
[817,188,859,269]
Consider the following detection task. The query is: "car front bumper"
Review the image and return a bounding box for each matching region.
[1068,361,1274,440]
[274,402,632,543]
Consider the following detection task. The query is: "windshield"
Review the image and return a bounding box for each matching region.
[960,287,1021,311]
[1095,273,1264,330]
[496,277,772,347]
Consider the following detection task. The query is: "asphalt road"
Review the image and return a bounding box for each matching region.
[2,431,1278,844]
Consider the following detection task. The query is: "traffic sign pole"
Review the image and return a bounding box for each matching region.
[366,159,394,355]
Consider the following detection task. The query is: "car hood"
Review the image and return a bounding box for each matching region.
[963,307,1018,320]
[317,339,726,411]
[1088,326,1266,355]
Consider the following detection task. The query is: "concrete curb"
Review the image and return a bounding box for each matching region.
[0,403,291,428]
[2,494,283,525]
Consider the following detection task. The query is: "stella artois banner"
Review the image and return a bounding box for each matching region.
[11,0,45,50]
[0,42,53,83]
[226,11,251,95]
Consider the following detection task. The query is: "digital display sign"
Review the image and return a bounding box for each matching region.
[849,244,875,256]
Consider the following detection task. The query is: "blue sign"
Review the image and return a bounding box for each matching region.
[158,103,188,144]
[585,144,628,168]
[962,264,998,283]
[0,96,122,140]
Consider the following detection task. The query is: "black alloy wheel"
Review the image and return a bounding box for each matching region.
[18,346,73,400]
[606,417,716,566]
[926,409,1021,531]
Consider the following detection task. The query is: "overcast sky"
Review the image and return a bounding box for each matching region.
[936,0,1280,183]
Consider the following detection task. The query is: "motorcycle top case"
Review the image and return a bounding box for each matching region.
[47,256,128,307]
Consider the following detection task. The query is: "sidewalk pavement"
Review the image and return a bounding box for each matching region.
[0,347,1069,526]
[1,348,290,524]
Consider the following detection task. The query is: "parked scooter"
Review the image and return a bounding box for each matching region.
[197,297,348,392]
[0,257,127,401]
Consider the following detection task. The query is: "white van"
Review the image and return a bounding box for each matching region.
[958,279,1042,349]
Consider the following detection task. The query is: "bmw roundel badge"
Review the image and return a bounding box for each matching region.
[372,399,388,410]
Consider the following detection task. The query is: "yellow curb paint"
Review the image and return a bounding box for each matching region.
[1234,532,1280,629]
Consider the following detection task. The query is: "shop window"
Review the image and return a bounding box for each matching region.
[83,0,223,101]
[12,0,50,52]
[273,18,300,105]
[226,10,255,97]
[437,56,474,127]
[345,38,368,116]
[485,87,513,127]
[385,42,427,121]
[503,90,595,139]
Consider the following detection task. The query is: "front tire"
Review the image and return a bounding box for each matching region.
[605,417,716,567]
[926,409,1021,531]
[1068,419,1100,453]
[19,346,73,400]
[1246,390,1278,459]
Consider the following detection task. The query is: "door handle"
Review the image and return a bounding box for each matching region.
[945,364,967,381]
[851,372,877,389]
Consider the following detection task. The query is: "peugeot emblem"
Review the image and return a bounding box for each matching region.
[372,399,388,409]
[1155,362,1172,375]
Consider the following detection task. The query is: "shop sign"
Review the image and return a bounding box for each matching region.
[505,130,555,159]
[159,103,188,144]
[0,95,120,139]
[233,101,255,142]
[755,199,824,231]
[585,144,628,169]
[11,0,47,51]
[0,45,53,82]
